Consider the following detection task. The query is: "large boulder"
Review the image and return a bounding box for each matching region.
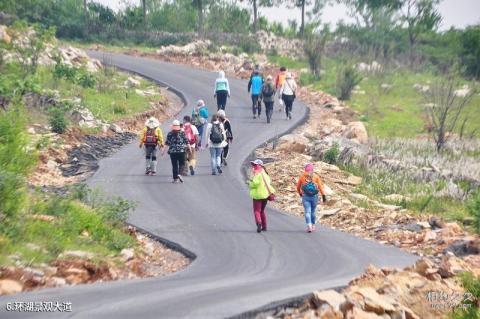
[0,25,11,44]
[276,134,309,153]
[0,279,23,295]
[343,121,368,144]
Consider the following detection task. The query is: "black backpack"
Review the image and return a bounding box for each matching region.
[209,123,224,144]
[263,84,275,97]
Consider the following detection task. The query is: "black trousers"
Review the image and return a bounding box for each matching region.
[216,90,228,110]
[251,94,262,115]
[169,152,186,179]
[282,94,295,117]
[264,101,274,123]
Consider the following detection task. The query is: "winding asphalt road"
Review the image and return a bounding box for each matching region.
[1,52,416,318]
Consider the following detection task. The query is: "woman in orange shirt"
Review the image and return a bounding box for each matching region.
[296,163,327,233]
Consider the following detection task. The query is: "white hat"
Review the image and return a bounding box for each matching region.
[171,119,181,130]
[197,99,205,107]
[250,159,264,166]
[217,109,226,118]
[266,75,273,81]
[145,117,160,129]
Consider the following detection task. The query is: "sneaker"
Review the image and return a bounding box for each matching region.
[217,166,222,174]
[307,225,312,233]
[177,175,184,183]
[172,179,178,183]
[261,227,267,231]
[145,171,150,175]
[312,224,316,231]
[189,166,195,176]
[257,224,262,233]
[212,171,217,175]
[151,172,156,176]
[288,112,292,120]
[253,115,256,119]
[223,159,228,166]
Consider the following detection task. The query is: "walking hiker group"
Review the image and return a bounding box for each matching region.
[139,68,326,233]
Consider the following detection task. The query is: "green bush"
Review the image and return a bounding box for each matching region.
[467,190,480,233]
[48,107,67,134]
[323,143,340,165]
[451,272,480,319]
[336,65,362,101]
[77,71,97,88]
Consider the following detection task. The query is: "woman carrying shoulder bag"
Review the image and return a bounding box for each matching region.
[248,159,276,233]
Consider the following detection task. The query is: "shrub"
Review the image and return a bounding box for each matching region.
[467,190,480,233]
[77,71,97,88]
[48,108,67,134]
[303,34,327,78]
[323,143,340,164]
[336,65,362,101]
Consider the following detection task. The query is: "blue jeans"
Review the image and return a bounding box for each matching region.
[302,194,318,225]
[209,147,223,172]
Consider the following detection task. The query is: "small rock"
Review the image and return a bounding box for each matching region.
[124,77,141,88]
[109,124,123,134]
[423,230,437,242]
[346,175,362,186]
[61,250,94,259]
[351,193,369,201]
[343,121,368,144]
[49,276,66,287]
[313,290,346,312]
[121,248,135,262]
[319,208,341,217]
[277,134,309,153]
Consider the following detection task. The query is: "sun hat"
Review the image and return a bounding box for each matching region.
[305,163,314,173]
[171,119,181,130]
[250,159,264,166]
[197,99,205,107]
[217,109,226,118]
[145,117,160,129]
[266,75,273,81]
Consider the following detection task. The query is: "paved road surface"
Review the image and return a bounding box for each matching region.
[0,52,416,318]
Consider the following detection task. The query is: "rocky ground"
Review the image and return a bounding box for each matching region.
[95,43,479,318]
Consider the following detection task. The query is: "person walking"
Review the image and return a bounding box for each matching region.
[248,159,275,233]
[204,114,227,175]
[261,75,276,124]
[165,120,189,183]
[217,110,233,166]
[296,163,327,233]
[214,71,230,111]
[139,116,164,176]
[191,99,209,146]
[248,70,263,119]
[183,115,200,176]
[275,66,287,112]
[279,72,297,120]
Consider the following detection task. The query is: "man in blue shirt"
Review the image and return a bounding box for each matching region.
[248,70,264,119]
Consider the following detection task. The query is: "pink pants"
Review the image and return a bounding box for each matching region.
[253,199,268,229]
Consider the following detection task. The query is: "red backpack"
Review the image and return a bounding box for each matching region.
[184,123,197,145]
[144,128,158,146]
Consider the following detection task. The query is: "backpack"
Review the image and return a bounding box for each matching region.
[144,127,158,146]
[209,123,224,144]
[263,84,275,97]
[302,179,319,196]
[184,123,197,145]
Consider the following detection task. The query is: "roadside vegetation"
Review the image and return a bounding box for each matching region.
[0,107,137,267]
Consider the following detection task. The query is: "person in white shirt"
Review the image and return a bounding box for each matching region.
[204,114,228,175]
[214,71,230,111]
[279,72,298,120]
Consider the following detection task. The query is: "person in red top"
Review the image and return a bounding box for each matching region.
[296,163,327,233]
[275,66,287,112]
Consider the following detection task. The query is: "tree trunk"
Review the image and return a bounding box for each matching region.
[196,0,204,37]
[83,0,88,37]
[253,0,258,32]
[300,0,305,37]
[142,0,147,25]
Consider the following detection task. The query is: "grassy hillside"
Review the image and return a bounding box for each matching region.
[269,55,480,139]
